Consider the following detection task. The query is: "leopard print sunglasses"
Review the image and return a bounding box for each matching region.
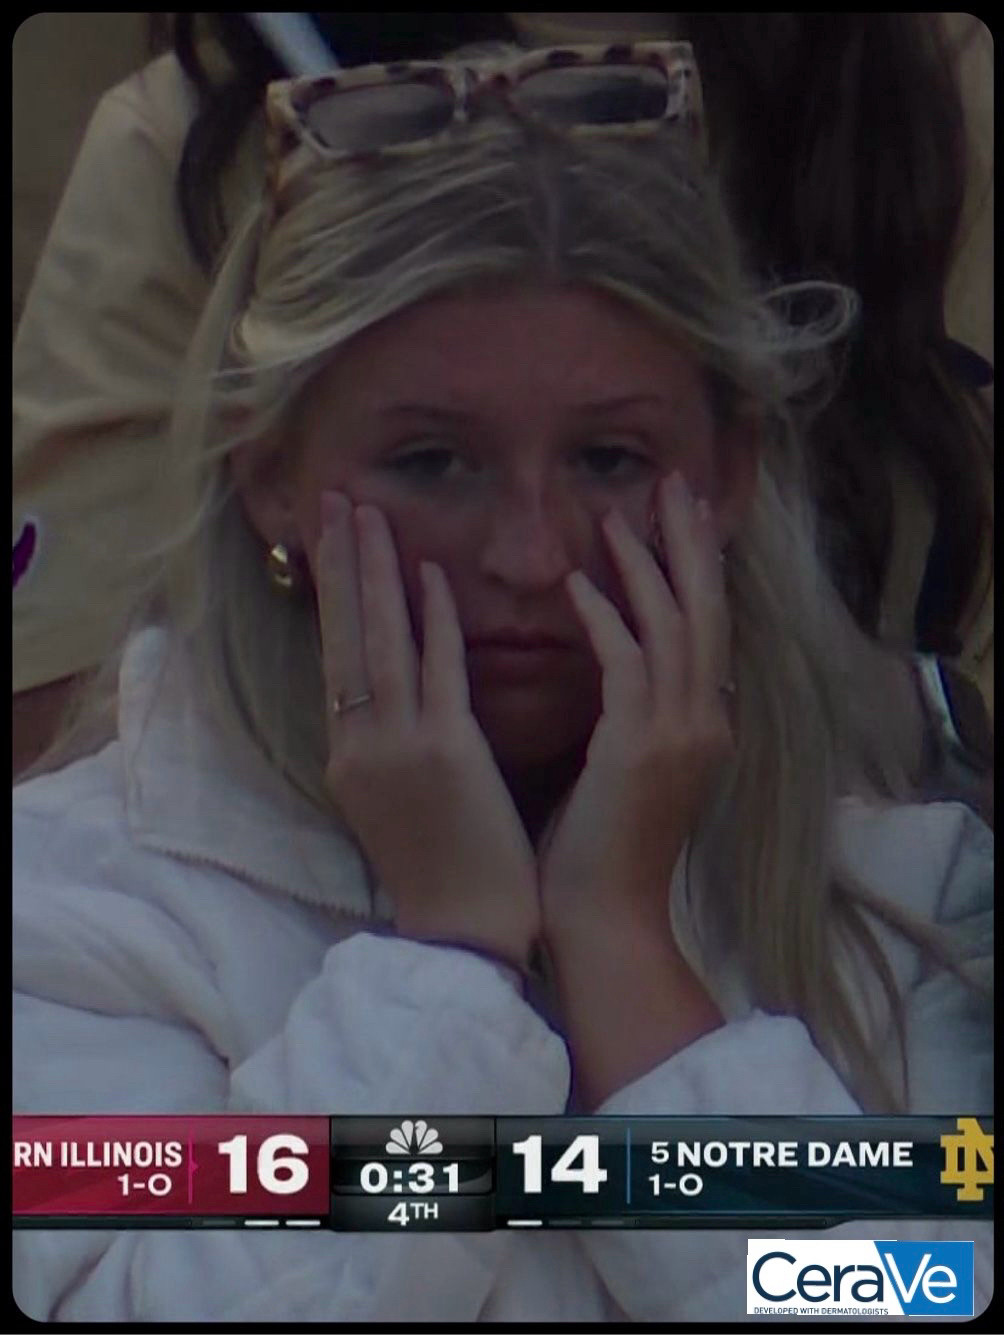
[265,42,704,171]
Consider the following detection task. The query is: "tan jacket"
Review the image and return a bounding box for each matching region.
[12,53,261,693]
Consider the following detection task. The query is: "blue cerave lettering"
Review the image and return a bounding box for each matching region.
[751,1251,796,1302]
[877,1240,974,1316]
[752,1252,882,1305]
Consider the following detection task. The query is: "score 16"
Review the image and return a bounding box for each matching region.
[197,1117,330,1215]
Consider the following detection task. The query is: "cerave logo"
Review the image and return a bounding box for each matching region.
[747,1239,974,1317]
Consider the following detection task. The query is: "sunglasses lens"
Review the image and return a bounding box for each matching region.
[305,79,455,153]
[515,64,671,127]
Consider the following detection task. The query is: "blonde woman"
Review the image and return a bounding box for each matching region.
[13,44,991,1322]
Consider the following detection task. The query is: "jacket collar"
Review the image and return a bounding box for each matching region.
[119,627,393,922]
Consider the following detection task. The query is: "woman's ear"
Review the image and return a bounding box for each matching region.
[713,404,762,544]
[228,439,297,548]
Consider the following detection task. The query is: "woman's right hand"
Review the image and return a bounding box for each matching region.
[316,491,539,973]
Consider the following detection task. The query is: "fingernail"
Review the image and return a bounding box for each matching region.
[666,470,688,502]
[354,503,381,533]
[321,490,348,528]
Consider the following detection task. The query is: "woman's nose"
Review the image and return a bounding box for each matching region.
[477,495,581,591]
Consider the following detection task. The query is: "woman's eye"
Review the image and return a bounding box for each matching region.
[385,447,472,482]
[578,443,654,481]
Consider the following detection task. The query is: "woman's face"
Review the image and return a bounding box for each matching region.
[239,284,755,773]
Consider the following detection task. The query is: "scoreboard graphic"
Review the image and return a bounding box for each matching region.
[13,1115,993,1231]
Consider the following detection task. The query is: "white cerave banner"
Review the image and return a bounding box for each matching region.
[746,1238,975,1317]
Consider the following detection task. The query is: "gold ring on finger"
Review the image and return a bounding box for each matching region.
[331,690,374,719]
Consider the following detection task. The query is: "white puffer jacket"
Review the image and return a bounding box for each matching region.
[13,629,993,1322]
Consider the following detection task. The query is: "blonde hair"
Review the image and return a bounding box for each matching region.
[49,116,975,1110]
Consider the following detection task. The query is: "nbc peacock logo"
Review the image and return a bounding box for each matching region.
[385,1120,443,1157]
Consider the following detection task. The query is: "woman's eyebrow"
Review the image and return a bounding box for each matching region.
[572,395,668,414]
[380,404,476,422]
[380,395,669,420]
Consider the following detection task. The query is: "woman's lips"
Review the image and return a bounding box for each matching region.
[466,638,577,684]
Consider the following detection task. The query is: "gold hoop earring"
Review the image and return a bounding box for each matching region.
[266,542,298,594]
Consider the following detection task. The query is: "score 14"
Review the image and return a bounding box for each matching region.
[513,1134,608,1193]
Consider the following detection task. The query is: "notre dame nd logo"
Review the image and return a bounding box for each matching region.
[940,1118,994,1202]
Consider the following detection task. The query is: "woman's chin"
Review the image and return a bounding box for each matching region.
[472,689,596,776]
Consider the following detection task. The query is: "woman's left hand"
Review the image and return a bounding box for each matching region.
[538,470,735,947]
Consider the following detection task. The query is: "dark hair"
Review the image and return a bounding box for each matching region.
[167,13,518,272]
[672,12,992,654]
